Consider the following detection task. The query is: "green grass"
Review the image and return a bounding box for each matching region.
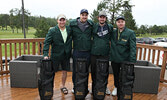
[1,43,40,57]
[0,26,36,39]
[137,33,167,38]
[0,27,40,57]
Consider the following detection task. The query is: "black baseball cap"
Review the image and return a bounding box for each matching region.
[116,16,125,21]
[80,9,89,14]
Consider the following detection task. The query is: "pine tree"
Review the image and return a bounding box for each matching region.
[91,0,137,30]
[124,11,137,30]
[122,0,137,30]
[90,2,106,23]
[34,17,50,38]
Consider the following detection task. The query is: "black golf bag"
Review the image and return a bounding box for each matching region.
[74,58,89,100]
[118,62,135,100]
[93,59,109,100]
[38,59,55,100]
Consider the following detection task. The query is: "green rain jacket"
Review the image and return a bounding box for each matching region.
[43,25,72,61]
[110,27,136,63]
[69,17,94,51]
[91,23,113,56]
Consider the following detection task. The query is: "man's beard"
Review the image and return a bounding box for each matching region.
[60,25,65,28]
[118,26,125,31]
[100,21,105,25]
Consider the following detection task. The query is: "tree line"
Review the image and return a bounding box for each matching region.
[0,0,167,38]
[136,25,167,36]
[0,8,72,37]
[0,8,58,35]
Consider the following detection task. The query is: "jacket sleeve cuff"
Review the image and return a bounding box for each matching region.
[43,52,48,57]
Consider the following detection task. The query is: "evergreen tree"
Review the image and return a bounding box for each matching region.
[122,0,137,30]
[90,9,99,23]
[0,14,10,30]
[34,18,50,38]
[91,0,135,26]
[123,11,137,30]
[90,2,106,23]
[9,9,16,33]
[104,0,123,25]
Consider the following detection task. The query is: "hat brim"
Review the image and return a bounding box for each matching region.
[116,18,125,21]
[80,12,89,14]
[99,15,107,17]
[58,17,66,20]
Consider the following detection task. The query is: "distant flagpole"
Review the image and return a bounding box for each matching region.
[22,0,26,38]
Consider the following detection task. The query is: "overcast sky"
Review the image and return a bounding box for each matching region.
[0,0,167,26]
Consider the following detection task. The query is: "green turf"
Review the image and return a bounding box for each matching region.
[136,33,167,38]
[0,27,36,39]
[0,27,40,57]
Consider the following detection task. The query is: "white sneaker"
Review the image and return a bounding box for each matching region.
[71,88,74,93]
[106,87,111,95]
[111,87,117,96]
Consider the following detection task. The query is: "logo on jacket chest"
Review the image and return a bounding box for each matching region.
[121,38,127,42]
[97,30,108,37]
[120,35,128,42]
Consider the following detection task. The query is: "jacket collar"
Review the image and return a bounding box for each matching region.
[70,17,93,26]
[55,25,70,40]
[55,25,69,34]
[95,23,112,32]
[116,27,127,33]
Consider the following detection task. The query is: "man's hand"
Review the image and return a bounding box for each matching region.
[44,56,49,59]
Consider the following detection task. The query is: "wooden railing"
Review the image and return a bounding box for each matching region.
[0,39,167,82]
[0,38,45,75]
[136,43,167,83]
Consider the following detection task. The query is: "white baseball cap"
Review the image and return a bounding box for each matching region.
[57,14,66,20]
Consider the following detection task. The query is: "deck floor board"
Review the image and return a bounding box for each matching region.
[0,72,167,100]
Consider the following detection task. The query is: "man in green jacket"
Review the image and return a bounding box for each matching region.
[69,9,93,99]
[43,14,72,95]
[91,11,113,99]
[110,16,136,100]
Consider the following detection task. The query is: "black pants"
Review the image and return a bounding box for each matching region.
[72,50,91,86]
[91,55,109,91]
[111,62,121,88]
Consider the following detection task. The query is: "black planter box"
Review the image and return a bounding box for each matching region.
[133,60,161,94]
[9,55,43,88]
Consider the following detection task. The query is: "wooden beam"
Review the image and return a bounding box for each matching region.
[0,43,2,71]
[156,50,160,66]
[0,71,10,75]
[160,51,167,82]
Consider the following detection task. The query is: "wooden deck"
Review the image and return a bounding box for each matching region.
[0,72,167,100]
